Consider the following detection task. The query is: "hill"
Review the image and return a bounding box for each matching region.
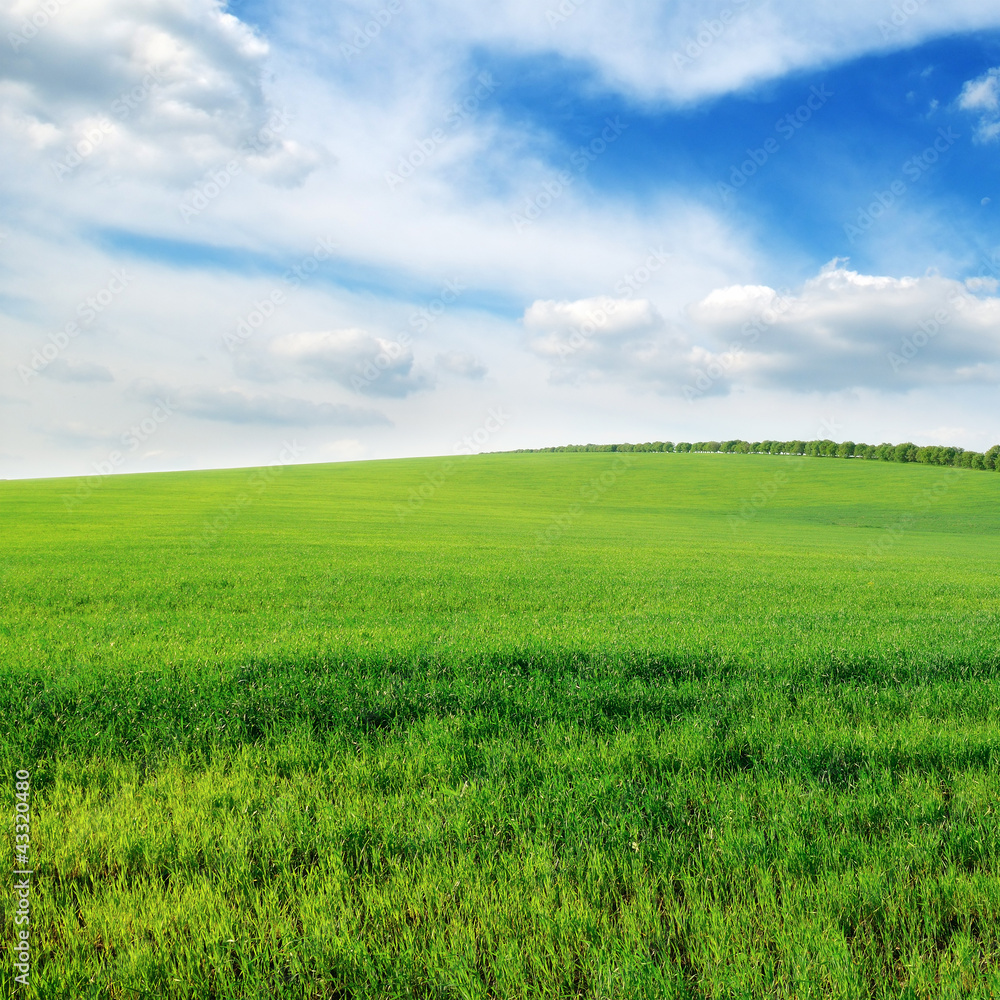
[2,452,999,998]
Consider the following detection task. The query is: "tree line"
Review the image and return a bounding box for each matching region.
[512,439,1000,471]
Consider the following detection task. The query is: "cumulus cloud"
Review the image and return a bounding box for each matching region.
[523,293,710,391]
[959,67,1000,142]
[524,264,1000,396]
[238,328,433,397]
[0,0,320,185]
[689,264,1000,391]
[132,380,390,426]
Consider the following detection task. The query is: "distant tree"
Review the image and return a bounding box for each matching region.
[894,442,917,463]
[675,442,692,453]
[985,445,1000,470]
[837,441,855,458]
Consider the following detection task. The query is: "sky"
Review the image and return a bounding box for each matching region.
[2,0,1000,479]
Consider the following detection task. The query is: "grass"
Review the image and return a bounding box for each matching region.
[1,451,999,998]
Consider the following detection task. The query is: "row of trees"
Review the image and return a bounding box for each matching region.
[514,439,1000,471]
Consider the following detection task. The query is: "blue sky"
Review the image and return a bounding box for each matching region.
[3,1,1000,478]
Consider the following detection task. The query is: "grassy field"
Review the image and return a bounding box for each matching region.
[2,451,999,999]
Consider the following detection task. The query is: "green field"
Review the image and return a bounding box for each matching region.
[2,451,999,999]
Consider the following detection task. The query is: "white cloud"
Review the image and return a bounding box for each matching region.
[375,0,1000,106]
[959,67,1000,143]
[132,380,391,426]
[523,294,704,389]
[435,351,487,379]
[0,0,320,186]
[241,328,433,397]
[524,264,1000,396]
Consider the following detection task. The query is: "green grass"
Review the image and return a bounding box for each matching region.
[2,451,999,998]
